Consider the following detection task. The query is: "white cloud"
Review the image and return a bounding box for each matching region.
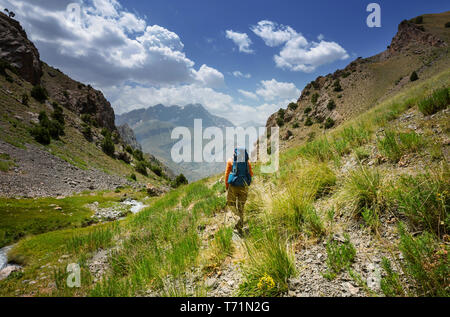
[251,19,349,73]
[225,30,254,54]
[256,79,300,101]
[251,20,297,47]
[238,89,259,100]
[232,71,251,79]
[194,64,225,88]
[275,39,349,72]
[0,0,223,88]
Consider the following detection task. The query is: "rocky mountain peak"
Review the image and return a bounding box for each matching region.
[388,19,446,54]
[0,12,42,85]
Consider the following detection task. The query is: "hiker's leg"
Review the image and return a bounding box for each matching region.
[236,186,248,232]
[227,185,238,214]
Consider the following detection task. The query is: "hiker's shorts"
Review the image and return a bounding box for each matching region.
[227,185,248,214]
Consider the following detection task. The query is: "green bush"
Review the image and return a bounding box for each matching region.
[129,174,137,181]
[173,174,189,188]
[327,100,336,111]
[135,161,148,176]
[31,85,48,103]
[410,71,419,82]
[21,93,29,106]
[51,103,65,126]
[333,80,343,92]
[133,149,144,162]
[288,102,298,111]
[30,125,50,145]
[311,93,319,104]
[304,107,312,114]
[418,87,449,116]
[125,145,133,154]
[81,123,92,141]
[305,117,313,127]
[101,134,115,157]
[324,118,335,129]
[292,122,300,129]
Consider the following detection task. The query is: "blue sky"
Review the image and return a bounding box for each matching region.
[1,0,448,125]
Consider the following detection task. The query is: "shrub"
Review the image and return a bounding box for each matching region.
[125,145,133,154]
[276,109,285,127]
[150,164,163,177]
[410,71,419,82]
[101,134,115,157]
[81,123,92,141]
[304,107,312,114]
[30,125,50,145]
[31,85,48,103]
[311,93,319,104]
[327,100,336,111]
[292,122,300,129]
[418,87,450,116]
[333,80,343,92]
[21,93,29,106]
[51,103,65,126]
[322,234,356,280]
[324,118,335,129]
[135,161,148,176]
[129,174,137,181]
[305,117,313,126]
[133,149,144,162]
[173,174,188,188]
[288,102,298,111]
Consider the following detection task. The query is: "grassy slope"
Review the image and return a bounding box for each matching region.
[0,65,167,184]
[1,67,448,297]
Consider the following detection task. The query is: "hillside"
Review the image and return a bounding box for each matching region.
[117,104,235,181]
[0,11,172,199]
[267,12,450,150]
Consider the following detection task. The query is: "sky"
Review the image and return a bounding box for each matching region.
[1,0,448,125]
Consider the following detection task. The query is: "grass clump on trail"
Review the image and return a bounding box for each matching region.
[377,130,425,162]
[417,87,449,116]
[322,234,356,280]
[238,230,296,297]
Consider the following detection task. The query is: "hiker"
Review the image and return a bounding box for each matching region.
[225,148,253,235]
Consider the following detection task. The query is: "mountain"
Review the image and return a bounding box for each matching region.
[116,104,235,181]
[0,11,171,198]
[267,12,450,149]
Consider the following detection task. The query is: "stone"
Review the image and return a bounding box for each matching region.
[0,265,22,280]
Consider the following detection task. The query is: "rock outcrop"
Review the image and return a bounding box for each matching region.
[117,124,142,151]
[388,20,446,55]
[0,12,42,85]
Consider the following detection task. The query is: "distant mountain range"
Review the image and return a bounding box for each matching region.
[116,104,235,181]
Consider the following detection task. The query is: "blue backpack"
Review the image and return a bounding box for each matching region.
[228,148,252,187]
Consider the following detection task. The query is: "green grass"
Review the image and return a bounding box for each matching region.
[381,223,449,297]
[377,130,425,162]
[418,87,449,116]
[322,234,356,280]
[341,167,383,217]
[238,230,296,297]
[388,168,449,237]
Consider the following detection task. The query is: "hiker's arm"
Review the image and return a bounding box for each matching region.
[225,160,232,190]
[248,162,254,177]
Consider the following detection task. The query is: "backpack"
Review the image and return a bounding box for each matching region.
[228,148,252,187]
